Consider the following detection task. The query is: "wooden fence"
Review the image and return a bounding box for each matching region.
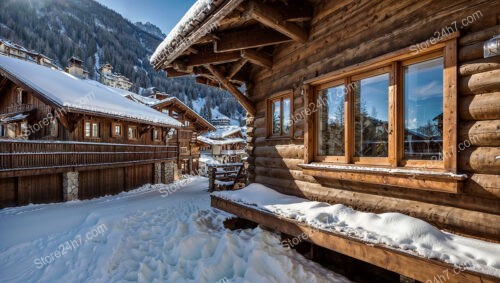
[0,140,177,175]
[208,163,246,191]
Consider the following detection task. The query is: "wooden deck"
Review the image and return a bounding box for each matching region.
[211,196,500,283]
[0,140,177,177]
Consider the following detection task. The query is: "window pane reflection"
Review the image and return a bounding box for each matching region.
[282,98,291,135]
[318,85,345,156]
[354,73,389,157]
[272,100,280,135]
[404,57,443,160]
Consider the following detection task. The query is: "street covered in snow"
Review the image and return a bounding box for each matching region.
[0,177,352,283]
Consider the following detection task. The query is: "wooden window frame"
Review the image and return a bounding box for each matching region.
[112,122,122,138]
[266,90,293,139]
[84,121,100,139]
[304,34,458,174]
[128,126,138,140]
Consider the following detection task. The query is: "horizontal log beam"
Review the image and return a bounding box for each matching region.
[206,64,256,115]
[214,27,292,52]
[166,68,191,78]
[459,120,500,147]
[241,49,273,69]
[459,92,500,120]
[186,51,241,67]
[459,147,500,174]
[246,0,308,43]
[459,69,500,94]
[459,56,500,76]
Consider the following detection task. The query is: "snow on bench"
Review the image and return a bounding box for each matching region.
[212,183,500,278]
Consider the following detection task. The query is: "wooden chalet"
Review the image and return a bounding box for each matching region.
[197,125,246,164]
[150,0,500,281]
[151,97,216,174]
[0,54,182,207]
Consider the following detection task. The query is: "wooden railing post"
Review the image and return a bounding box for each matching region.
[208,166,215,192]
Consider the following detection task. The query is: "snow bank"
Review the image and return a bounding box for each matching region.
[213,183,500,277]
[0,178,351,283]
[0,55,182,127]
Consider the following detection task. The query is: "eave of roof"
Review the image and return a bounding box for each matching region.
[150,0,243,69]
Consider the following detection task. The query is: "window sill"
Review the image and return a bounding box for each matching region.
[298,163,467,194]
[266,136,292,141]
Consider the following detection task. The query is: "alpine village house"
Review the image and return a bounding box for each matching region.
[0,53,183,207]
[149,0,500,282]
[151,96,216,174]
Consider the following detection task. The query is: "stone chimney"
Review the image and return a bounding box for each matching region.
[66,56,87,79]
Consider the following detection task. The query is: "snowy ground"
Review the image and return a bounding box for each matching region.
[0,177,352,283]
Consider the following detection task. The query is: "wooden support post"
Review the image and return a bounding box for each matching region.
[206,64,256,115]
[228,59,248,79]
[208,166,216,192]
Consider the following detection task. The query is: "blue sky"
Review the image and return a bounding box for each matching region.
[95,0,196,35]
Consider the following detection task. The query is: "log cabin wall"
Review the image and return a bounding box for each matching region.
[246,0,500,241]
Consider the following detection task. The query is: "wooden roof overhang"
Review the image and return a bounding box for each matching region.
[0,72,181,130]
[152,98,216,132]
[151,0,313,116]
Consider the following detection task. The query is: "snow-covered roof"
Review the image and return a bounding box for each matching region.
[150,0,244,68]
[110,86,160,106]
[0,113,29,123]
[0,55,182,128]
[203,125,242,139]
[197,135,244,146]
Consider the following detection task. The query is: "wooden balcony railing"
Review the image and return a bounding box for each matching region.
[0,104,34,116]
[0,140,177,175]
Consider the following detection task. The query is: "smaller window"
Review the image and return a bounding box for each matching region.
[267,93,292,138]
[50,119,58,137]
[92,123,99,138]
[128,126,138,140]
[85,122,91,137]
[153,129,160,141]
[162,109,169,115]
[112,123,122,137]
[185,121,190,126]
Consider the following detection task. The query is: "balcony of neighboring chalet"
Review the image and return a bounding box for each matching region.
[0,140,177,178]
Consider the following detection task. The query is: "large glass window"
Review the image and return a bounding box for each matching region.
[353,73,389,157]
[403,57,443,160]
[317,85,345,156]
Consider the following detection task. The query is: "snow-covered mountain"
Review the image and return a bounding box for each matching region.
[0,0,245,124]
[135,21,166,40]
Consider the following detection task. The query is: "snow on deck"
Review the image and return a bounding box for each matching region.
[0,55,182,127]
[213,183,500,278]
[0,178,352,283]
